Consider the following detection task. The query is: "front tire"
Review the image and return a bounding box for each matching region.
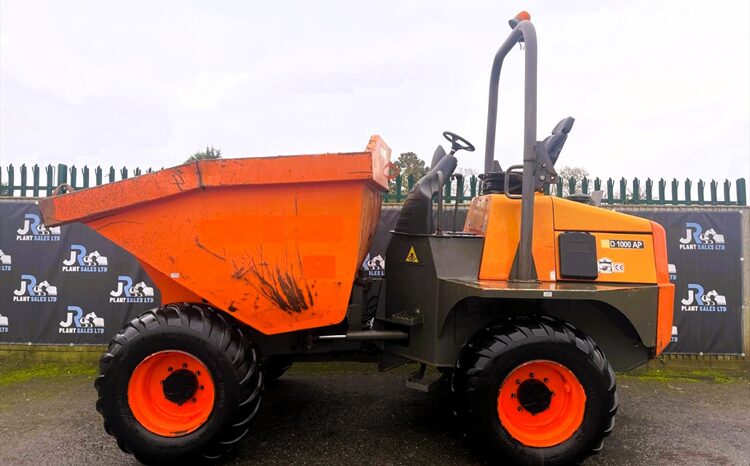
[452,316,617,465]
[95,303,263,465]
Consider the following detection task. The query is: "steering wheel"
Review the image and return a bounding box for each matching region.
[443,131,475,154]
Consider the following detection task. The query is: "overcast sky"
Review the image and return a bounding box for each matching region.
[1,1,748,184]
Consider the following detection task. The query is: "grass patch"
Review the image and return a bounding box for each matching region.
[619,368,747,384]
[0,362,97,387]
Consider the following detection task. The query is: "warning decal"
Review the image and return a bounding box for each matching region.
[405,246,419,263]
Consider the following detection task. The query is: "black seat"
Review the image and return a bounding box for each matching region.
[480,116,574,195]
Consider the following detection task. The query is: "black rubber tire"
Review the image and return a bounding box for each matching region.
[452,316,617,466]
[95,303,263,465]
[263,355,294,381]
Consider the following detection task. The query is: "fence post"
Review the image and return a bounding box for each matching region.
[5,165,14,196]
[581,176,589,195]
[83,166,90,189]
[46,165,54,196]
[684,178,692,205]
[645,178,653,204]
[632,178,640,204]
[108,167,115,183]
[737,178,747,206]
[96,166,103,185]
[658,178,666,205]
[710,180,718,205]
[697,179,705,204]
[556,177,563,197]
[606,178,614,204]
[121,167,129,180]
[444,178,452,204]
[56,163,68,194]
[32,165,40,197]
[407,175,415,192]
[70,165,77,190]
[671,179,679,205]
[20,164,28,197]
[457,175,465,203]
[723,180,731,205]
[470,175,477,198]
[568,176,576,195]
[619,178,627,204]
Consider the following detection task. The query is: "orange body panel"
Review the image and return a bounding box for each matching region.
[553,232,657,284]
[651,221,675,355]
[552,197,652,233]
[38,137,391,335]
[469,194,556,281]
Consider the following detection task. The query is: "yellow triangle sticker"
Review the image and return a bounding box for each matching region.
[405,246,419,263]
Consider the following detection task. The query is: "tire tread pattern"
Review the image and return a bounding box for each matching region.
[95,303,263,464]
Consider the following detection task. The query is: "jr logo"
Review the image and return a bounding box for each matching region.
[678,223,725,251]
[110,276,155,303]
[12,274,58,302]
[61,245,108,272]
[16,214,61,241]
[59,306,105,334]
[680,283,727,312]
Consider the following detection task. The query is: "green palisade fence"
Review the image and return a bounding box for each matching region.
[0,164,747,206]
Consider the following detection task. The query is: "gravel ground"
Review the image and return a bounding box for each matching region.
[1,365,748,466]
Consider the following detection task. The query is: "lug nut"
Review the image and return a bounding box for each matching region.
[196,371,201,376]
[167,367,173,372]
[517,407,522,412]
[192,398,197,403]
[515,379,521,385]
[543,377,549,383]
[182,363,188,368]
[529,372,534,378]
[511,393,516,399]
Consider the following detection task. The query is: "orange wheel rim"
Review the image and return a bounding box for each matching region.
[128,350,215,437]
[497,360,586,447]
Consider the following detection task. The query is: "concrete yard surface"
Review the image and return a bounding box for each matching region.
[0,362,748,466]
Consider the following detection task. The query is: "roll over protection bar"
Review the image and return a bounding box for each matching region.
[484,13,539,282]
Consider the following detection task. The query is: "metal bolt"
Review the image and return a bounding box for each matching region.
[529,372,534,378]
[543,377,549,383]
[511,393,516,399]
[515,379,521,385]
[192,398,197,403]
[517,407,523,412]
[167,367,173,372]
[182,363,188,368]
[195,371,201,376]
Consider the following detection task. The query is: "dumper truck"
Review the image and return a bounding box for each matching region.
[39,11,674,466]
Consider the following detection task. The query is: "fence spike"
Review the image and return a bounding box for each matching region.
[32,165,40,197]
[723,179,731,205]
[737,178,746,206]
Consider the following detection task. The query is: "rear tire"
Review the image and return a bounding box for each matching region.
[452,316,617,465]
[95,303,263,465]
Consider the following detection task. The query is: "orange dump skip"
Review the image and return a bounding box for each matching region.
[39,136,391,335]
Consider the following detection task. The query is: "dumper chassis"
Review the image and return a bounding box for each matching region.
[40,11,673,466]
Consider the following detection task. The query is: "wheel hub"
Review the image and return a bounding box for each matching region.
[162,369,199,405]
[497,360,586,447]
[516,378,552,414]
[128,350,215,437]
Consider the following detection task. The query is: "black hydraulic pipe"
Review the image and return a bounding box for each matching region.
[483,20,538,282]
